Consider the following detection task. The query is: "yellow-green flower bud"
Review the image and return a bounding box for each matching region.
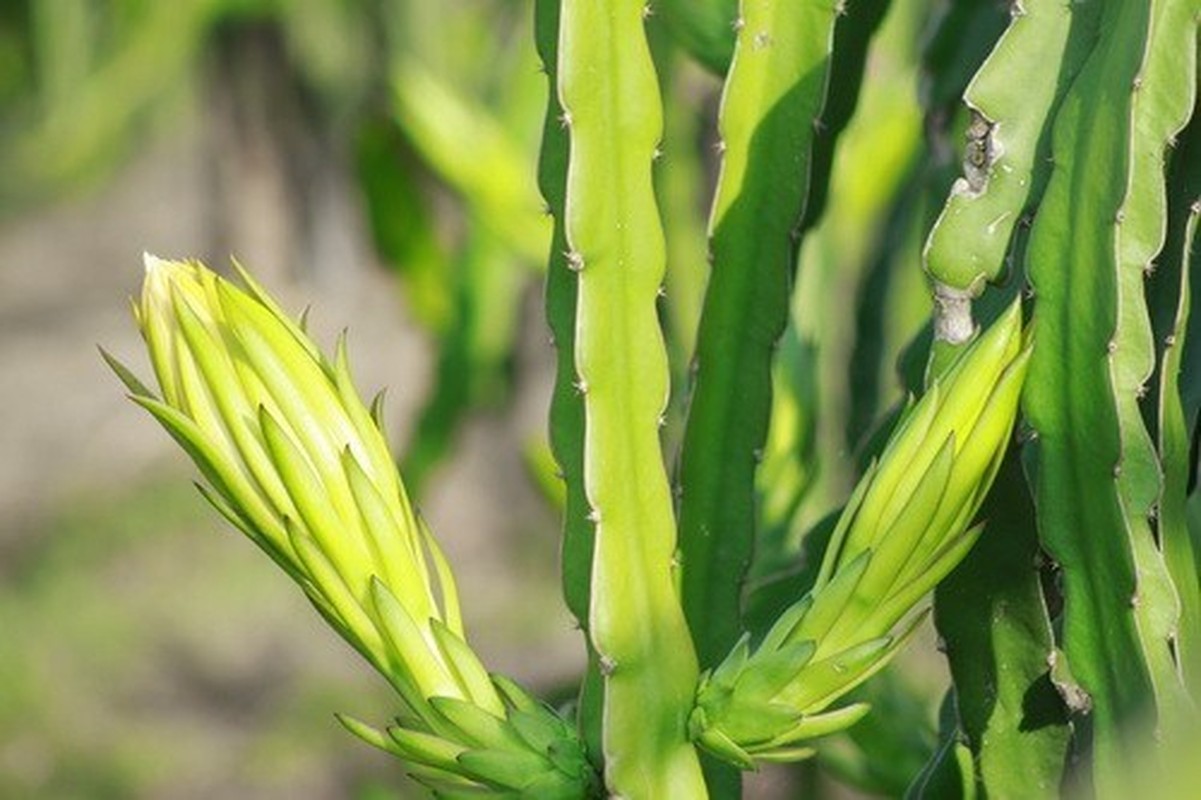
[122,255,478,711]
[813,299,1030,653]
[693,301,1031,766]
[108,257,598,797]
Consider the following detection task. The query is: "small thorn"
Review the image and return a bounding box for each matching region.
[732,16,745,32]
[573,378,589,394]
[558,110,573,128]
[657,414,667,428]
[1143,261,1156,277]
[642,3,654,20]
[1115,209,1126,224]
[599,655,617,676]
[657,284,667,298]
[1165,334,1177,347]
[565,250,585,272]
[1106,340,1118,355]
[586,507,601,524]
[714,139,727,154]
[1113,462,1122,478]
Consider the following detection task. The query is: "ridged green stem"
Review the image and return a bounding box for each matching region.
[922,0,1080,304]
[920,4,1088,793]
[557,1,705,795]
[1150,112,1201,695]
[1022,1,1192,791]
[677,0,839,676]
[1109,0,1197,734]
[534,0,604,767]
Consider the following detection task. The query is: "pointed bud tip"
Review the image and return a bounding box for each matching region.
[143,252,183,277]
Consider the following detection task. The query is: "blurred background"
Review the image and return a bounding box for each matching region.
[0,1,576,796]
[0,0,956,797]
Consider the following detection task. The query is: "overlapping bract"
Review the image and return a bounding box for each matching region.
[692,301,1031,767]
[108,256,597,798]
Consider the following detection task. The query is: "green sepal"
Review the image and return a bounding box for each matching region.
[814,461,877,590]
[192,481,301,583]
[707,633,752,687]
[129,393,281,548]
[734,639,818,703]
[790,610,927,714]
[429,696,527,754]
[758,702,872,750]
[341,446,429,615]
[695,725,757,771]
[98,346,154,398]
[758,594,814,653]
[706,696,805,750]
[228,256,323,362]
[866,528,986,638]
[506,707,563,756]
[429,618,505,717]
[779,636,894,712]
[490,673,539,714]
[369,577,459,703]
[331,334,406,507]
[516,769,594,800]
[418,516,465,636]
[335,713,408,759]
[751,745,817,764]
[795,548,873,648]
[840,437,956,629]
[259,405,368,580]
[386,725,469,773]
[456,748,552,791]
[286,524,384,665]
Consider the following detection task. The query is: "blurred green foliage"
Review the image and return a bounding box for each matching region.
[0,477,418,797]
